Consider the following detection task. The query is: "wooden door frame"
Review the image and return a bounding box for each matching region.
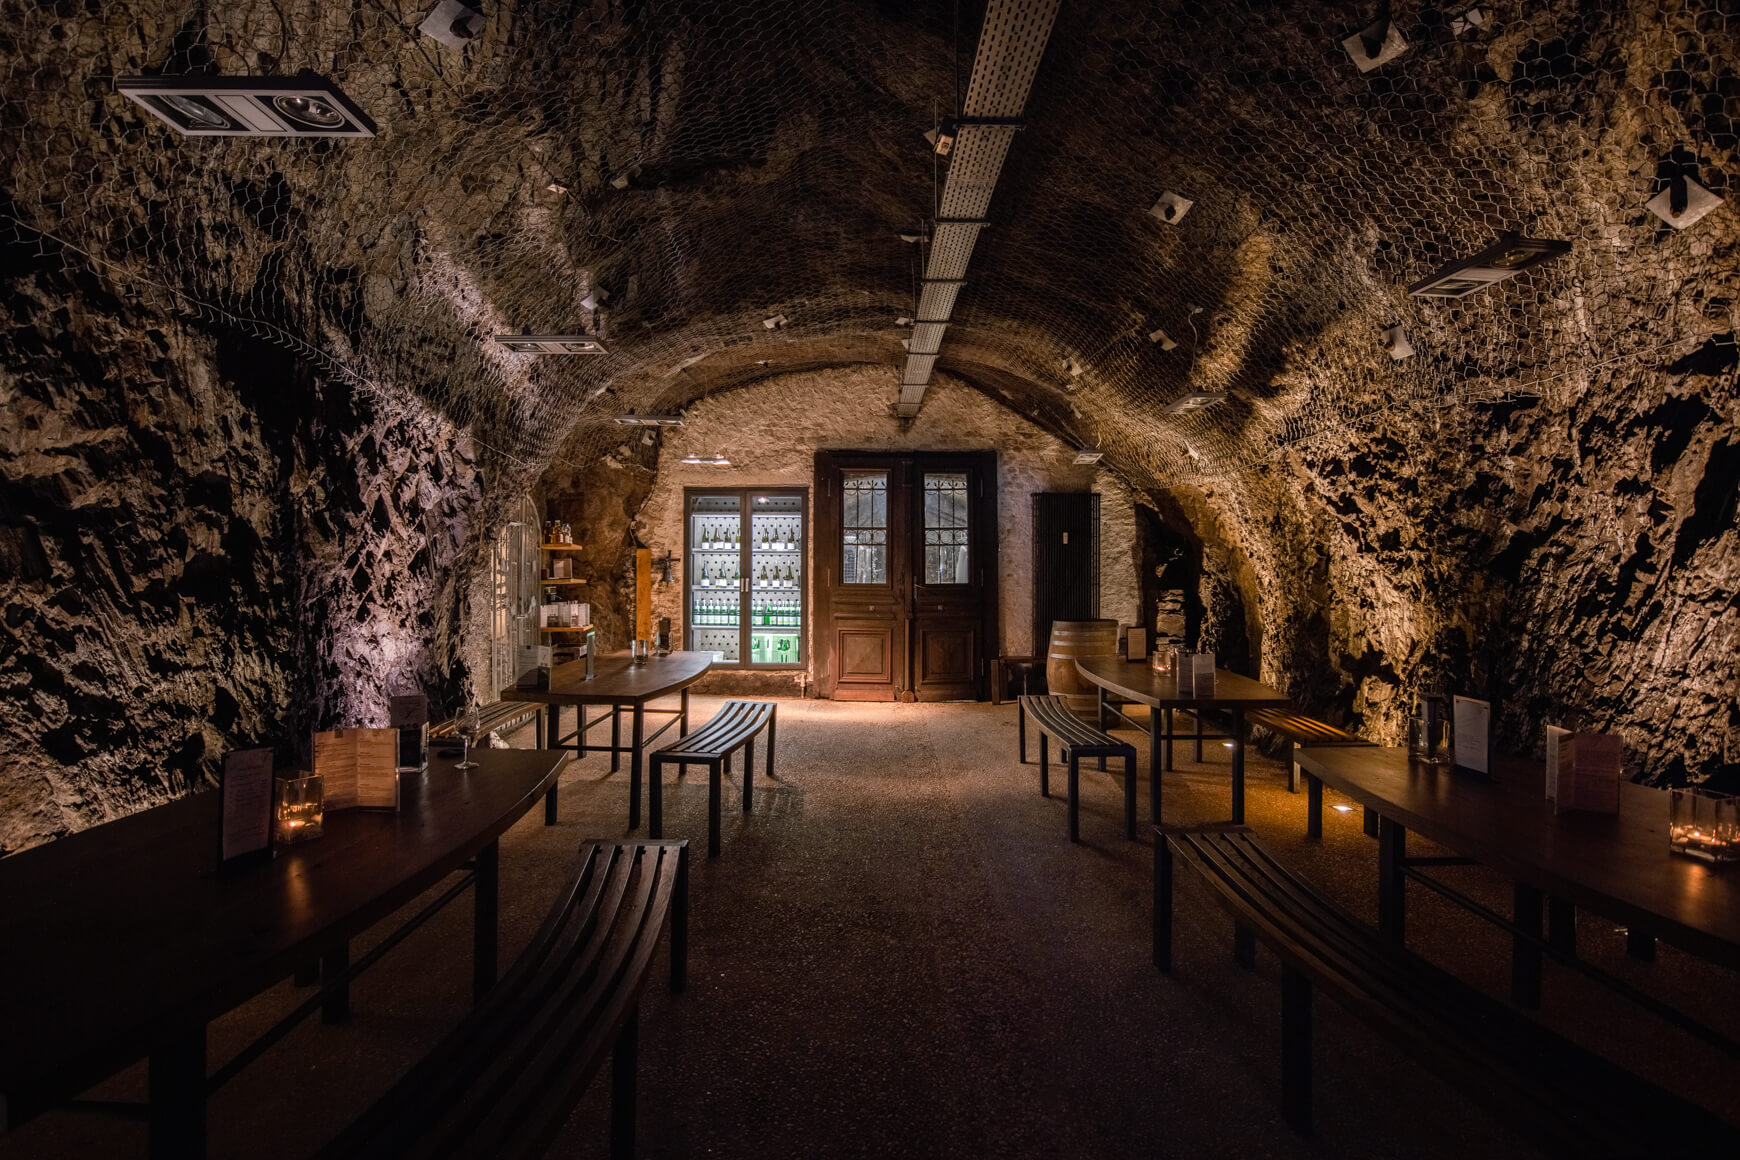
[813,450,998,700]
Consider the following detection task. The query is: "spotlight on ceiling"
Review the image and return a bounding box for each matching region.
[1408,232,1572,298]
[1646,174,1723,230]
[1149,327,1179,350]
[1343,13,1408,72]
[546,182,568,195]
[1073,450,1104,465]
[1164,392,1226,415]
[492,334,607,354]
[924,120,957,156]
[1148,191,1194,224]
[1381,323,1414,359]
[1449,7,1488,35]
[899,232,923,243]
[418,1,485,48]
[895,316,915,327]
[614,413,685,427]
[681,453,732,466]
[763,314,788,330]
[116,73,376,137]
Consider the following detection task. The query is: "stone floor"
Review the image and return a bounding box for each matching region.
[8,698,1737,1158]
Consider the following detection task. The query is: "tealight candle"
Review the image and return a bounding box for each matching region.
[1669,788,1739,864]
[275,772,325,845]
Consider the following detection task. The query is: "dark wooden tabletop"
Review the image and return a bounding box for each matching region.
[499,650,714,707]
[0,748,564,1119]
[1293,745,1740,971]
[1074,656,1291,710]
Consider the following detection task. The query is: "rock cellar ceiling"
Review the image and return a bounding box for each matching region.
[1,1,1736,850]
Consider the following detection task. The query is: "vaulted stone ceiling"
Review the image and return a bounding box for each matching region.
[2,1,1736,849]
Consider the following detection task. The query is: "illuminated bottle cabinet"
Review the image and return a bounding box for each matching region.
[685,488,806,668]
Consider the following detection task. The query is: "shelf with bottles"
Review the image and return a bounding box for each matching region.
[689,626,740,663]
[750,632,801,665]
[749,597,802,628]
[690,595,741,626]
[690,560,742,590]
[749,511,803,553]
[748,562,800,590]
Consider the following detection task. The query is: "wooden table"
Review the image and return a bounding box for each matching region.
[501,650,714,832]
[0,748,564,1158]
[1294,745,1740,1010]
[1073,656,1290,825]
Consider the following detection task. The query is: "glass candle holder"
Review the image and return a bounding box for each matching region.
[630,639,651,665]
[274,773,324,845]
[1669,788,1740,864]
[1406,714,1451,766]
[1149,650,1172,675]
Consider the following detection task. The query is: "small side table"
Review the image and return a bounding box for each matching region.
[991,655,1042,705]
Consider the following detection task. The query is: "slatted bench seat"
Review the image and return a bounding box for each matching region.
[430,700,544,742]
[1245,707,1373,838]
[649,699,775,856]
[320,839,689,1160]
[1153,824,1739,1155]
[1018,694,1139,842]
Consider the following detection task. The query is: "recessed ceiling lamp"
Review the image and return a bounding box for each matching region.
[681,453,731,466]
[418,1,485,48]
[1148,191,1194,224]
[763,314,788,330]
[492,334,607,354]
[1164,392,1226,415]
[116,73,376,137]
[1408,232,1572,298]
[614,413,684,427]
[1381,323,1414,359]
[1343,13,1408,72]
[1449,7,1487,35]
[1073,450,1104,465]
[1148,327,1178,350]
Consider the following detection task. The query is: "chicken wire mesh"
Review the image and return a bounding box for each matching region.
[2,0,1735,500]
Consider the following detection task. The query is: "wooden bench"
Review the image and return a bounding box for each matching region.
[1018,694,1139,842]
[430,700,544,742]
[649,700,775,856]
[1153,824,1739,1154]
[1245,707,1373,838]
[320,839,689,1160]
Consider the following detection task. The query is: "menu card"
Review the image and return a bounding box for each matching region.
[313,728,401,811]
[1124,626,1149,661]
[1452,696,1491,777]
[1193,652,1216,696]
[1175,651,1196,696]
[1554,731,1622,815]
[219,748,276,869]
[516,645,553,690]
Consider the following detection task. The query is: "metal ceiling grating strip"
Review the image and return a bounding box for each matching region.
[916,280,964,321]
[926,221,986,280]
[911,322,949,350]
[962,0,1062,117]
[903,352,940,380]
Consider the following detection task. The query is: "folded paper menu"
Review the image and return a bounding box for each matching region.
[313,728,400,811]
[220,748,275,865]
[1193,653,1216,696]
[1546,725,1620,814]
[1453,696,1491,776]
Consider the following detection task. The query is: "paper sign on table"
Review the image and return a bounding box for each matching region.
[1545,724,1570,801]
[1193,653,1216,696]
[390,694,429,772]
[1556,731,1622,815]
[314,728,401,811]
[220,748,275,866]
[516,645,553,690]
[1453,696,1491,776]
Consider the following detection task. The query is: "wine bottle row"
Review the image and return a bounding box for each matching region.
[692,597,739,625]
[753,599,801,627]
[693,562,800,587]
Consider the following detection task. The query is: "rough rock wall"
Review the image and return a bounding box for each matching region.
[542,366,1143,690]
[0,249,489,854]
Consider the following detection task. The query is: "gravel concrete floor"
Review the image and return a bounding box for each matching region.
[8,698,1737,1158]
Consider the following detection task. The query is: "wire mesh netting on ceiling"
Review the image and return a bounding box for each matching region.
[1,1,1734,492]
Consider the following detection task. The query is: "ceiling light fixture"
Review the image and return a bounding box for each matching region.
[1164,392,1226,415]
[1149,327,1178,350]
[1647,174,1723,229]
[1343,13,1408,72]
[1382,323,1414,359]
[614,413,684,427]
[418,1,485,48]
[1073,450,1104,465]
[1149,191,1194,224]
[116,73,376,137]
[762,314,788,330]
[1449,7,1487,36]
[680,453,732,466]
[492,334,608,354]
[1408,232,1572,298]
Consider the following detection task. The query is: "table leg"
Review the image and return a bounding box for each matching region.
[1194,712,1203,763]
[1547,897,1576,956]
[321,942,349,1023]
[1512,883,1543,1009]
[474,839,499,1000]
[1096,687,1109,772]
[149,1023,206,1160]
[650,755,664,840]
[1305,774,1322,840]
[611,708,622,773]
[1377,817,1405,943]
[680,687,691,738]
[1231,708,1246,825]
[1149,712,1163,824]
[629,704,645,830]
[536,705,546,748]
[992,658,1005,706]
[543,705,559,825]
[1163,709,1173,771]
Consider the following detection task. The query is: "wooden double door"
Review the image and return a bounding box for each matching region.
[813,451,997,701]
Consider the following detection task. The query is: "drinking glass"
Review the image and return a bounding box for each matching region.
[456,702,481,770]
[630,639,651,665]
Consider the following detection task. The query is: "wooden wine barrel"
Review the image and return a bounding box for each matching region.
[1044,619,1119,716]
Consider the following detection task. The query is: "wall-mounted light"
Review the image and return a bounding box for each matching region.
[1449,7,1487,35]
[117,73,376,137]
[1149,327,1178,350]
[1647,174,1723,229]
[1343,14,1408,72]
[1148,191,1194,224]
[763,314,789,330]
[493,334,607,354]
[1073,450,1104,465]
[614,413,685,427]
[1382,323,1414,359]
[419,1,485,48]
[681,453,732,466]
[1408,232,1571,298]
[1164,392,1226,415]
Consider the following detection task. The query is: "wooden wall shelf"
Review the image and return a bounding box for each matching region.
[540,543,585,551]
[540,578,591,587]
[541,624,596,634]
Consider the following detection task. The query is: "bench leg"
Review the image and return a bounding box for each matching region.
[672,845,690,992]
[1305,774,1323,840]
[1123,753,1138,840]
[1018,698,1027,763]
[1231,708,1246,824]
[1548,897,1576,956]
[766,706,776,779]
[1194,711,1203,763]
[544,707,561,825]
[1285,739,1299,793]
[1153,835,1173,971]
[1234,924,1256,969]
[708,761,723,858]
[680,687,690,738]
[322,941,350,1023]
[1362,806,1378,838]
[474,839,499,1000]
[1068,756,1081,843]
[1097,688,1108,771]
[1512,882,1544,1009]
[649,758,664,840]
[1281,962,1313,1133]
[992,658,1005,706]
[1377,817,1406,944]
[1039,733,1049,797]
[293,957,319,987]
[610,1003,639,1160]
[743,738,755,812]
[149,1023,207,1160]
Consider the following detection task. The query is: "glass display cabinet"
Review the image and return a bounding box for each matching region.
[685,488,807,668]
